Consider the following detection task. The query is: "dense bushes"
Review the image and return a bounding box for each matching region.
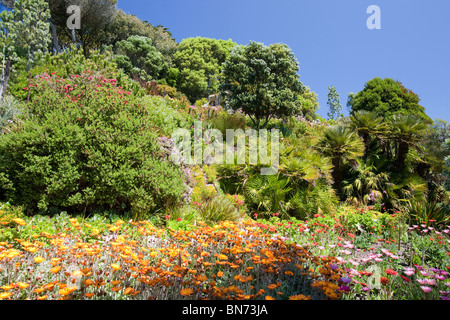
[0,69,189,216]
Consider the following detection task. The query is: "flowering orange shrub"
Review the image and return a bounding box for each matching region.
[0,219,347,300]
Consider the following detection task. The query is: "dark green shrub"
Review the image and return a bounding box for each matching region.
[0,70,187,216]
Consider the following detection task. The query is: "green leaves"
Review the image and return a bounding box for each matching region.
[114,35,168,81]
[220,41,304,129]
[174,37,236,102]
[0,65,188,215]
[0,0,51,70]
[348,77,432,123]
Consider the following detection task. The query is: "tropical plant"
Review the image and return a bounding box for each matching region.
[349,110,388,158]
[196,196,244,224]
[389,114,428,171]
[316,125,365,197]
[342,159,389,206]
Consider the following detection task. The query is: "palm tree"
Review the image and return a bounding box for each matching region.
[316,125,365,197]
[350,110,388,158]
[343,159,389,205]
[389,114,428,170]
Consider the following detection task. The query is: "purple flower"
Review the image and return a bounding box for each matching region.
[440,296,450,300]
[436,275,447,281]
[339,277,352,284]
[338,285,351,292]
[362,287,371,292]
[330,264,339,271]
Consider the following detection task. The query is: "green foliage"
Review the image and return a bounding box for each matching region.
[208,110,247,135]
[8,48,143,101]
[343,159,389,206]
[104,10,178,66]
[349,110,388,158]
[403,198,450,229]
[444,139,450,191]
[326,86,343,120]
[0,0,51,70]
[220,41,305,129]
[0,70,187,216]
[137,95,194,136]
[0,95,21,130]
[316,125,365,197]
[348,77,432,123]
[174,37,236,102]
[114,35,168,81]
[47,0,117,54]
[196,196,244,224]
[297,86,319,120]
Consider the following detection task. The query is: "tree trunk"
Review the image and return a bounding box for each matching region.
[332,157,343,197]
[49,21,61,53]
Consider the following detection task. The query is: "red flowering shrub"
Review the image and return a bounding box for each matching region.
[0,69,188,216]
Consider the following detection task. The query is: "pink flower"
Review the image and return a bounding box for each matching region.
[165,215,170,220]
[404,268,415,276]
[420,286,433,293]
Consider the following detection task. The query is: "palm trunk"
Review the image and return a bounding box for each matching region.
[332,157,343,197]
[395,141,409,170]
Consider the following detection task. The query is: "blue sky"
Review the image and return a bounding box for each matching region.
[118,0,450,122]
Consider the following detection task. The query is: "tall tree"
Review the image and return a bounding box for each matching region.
[327,85,342,120]
[103,10,178,66]
[46,0,117,55]
[220,41,304,129]
[0,0,51,72]
[114,35,168,81]
[348,77,432,123]
[174,37,236,102]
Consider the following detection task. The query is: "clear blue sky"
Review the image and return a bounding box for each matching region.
[118,0,450,122]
